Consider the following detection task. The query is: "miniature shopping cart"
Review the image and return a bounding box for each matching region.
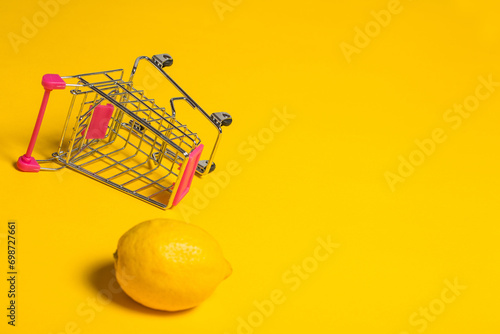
[17,54,232,209]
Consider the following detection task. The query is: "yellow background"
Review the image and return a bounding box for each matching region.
[1,0,500,333]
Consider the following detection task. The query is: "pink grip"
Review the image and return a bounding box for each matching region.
[42,74,66,91]
[17,74,66,172]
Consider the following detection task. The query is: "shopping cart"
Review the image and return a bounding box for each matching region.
[17,53,232,209]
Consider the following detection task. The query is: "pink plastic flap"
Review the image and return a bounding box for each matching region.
[171,144,204,207]
[85,104,114,139]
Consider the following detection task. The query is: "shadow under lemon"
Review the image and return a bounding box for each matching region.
[88,261,195,316]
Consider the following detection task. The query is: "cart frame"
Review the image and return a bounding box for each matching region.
[17,54,232,209]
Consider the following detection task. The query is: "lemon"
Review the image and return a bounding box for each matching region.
[114,219,232,311]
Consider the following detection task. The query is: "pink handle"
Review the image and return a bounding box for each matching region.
[17,74,66,172]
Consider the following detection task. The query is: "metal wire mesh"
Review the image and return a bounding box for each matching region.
[54,70,201,208]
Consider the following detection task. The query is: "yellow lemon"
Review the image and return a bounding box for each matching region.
[114,219,232,311]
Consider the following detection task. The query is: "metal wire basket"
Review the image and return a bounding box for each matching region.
[17,54,232,209]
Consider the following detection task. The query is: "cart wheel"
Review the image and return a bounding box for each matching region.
[211,112,232,127]
[152,54,173,68]
[197,160,216,174]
